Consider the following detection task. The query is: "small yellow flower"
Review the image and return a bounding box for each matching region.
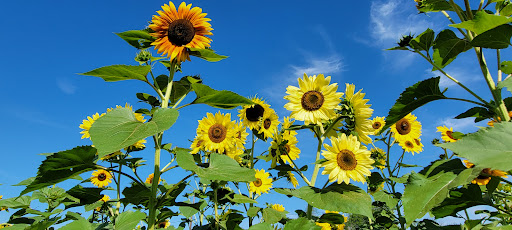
[90,170,112,188]
[190,136,204,154]
[371,116,386,135]
[238,97,272,131]
[196,112,236,153]
[145,173,162,185]
[370,148,386,170]
[95,195,110,211]
[398,138,423,155]
[390,113,422,143]
[258,108,280,139]
[344,83,374,144]
[0,224,13,229]
[271,204,285,212]
[316,222,332,230]
[79,112,105,139]
[250,169,273,195]
[436,126,458,142]
[157,219,170,229]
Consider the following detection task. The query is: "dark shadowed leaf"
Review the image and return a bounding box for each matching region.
[451,11,512,34]
[432,30,472,69]
[471,24,512,49]
[431,184,486,218]
[410,28,435,52]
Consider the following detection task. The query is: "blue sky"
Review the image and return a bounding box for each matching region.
[0,0,500,226]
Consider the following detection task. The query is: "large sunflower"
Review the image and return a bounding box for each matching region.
[320,134,374,184]
[284,73,343,125]
[258,108,280,139]
[390,113,421,143]
[149,2,213,62]
[238,97,271,131]
[371,116,386,135]
[249,169,273,195]
[91,170,113,188]
[79,112,105,139]
[344,84,374,144]
[196,112,236,153]
[436,126,458,142]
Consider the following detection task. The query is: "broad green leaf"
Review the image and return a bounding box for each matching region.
[451,11,512,34]
[136,93,160,107]
[13,177,35,186]
[79,65,151,82]
[21,146,98,195]
[191,83,253,109]
[170,76,200,104]
[432,30,472,69]
[176,150,256,182]
[3,224,30,230]
[419,159,468,177]
[402,168,476,227]
[262,208,287,224]
[501,61,512,74]
[283,217,322,230]
[275,183,373,218]
[115,29,155,49]
[248,223,273,230]
[410,28,435,52]
[0,196,32,209]
[501,3,512,16]
[90,107,178,158]
[60,216,94,230]
[417,0,456,13]
[247,207,261,217]
[28,218,60,230]
[379,77,447,134]
[431,184,486,218]
[438,122,512,172]
[372,190,398,209]
[65,185,103,208]
[227,194,257,204]
[318,213,346,225]
[471,24,512,49]
[121,182,151,207]
[454,106,493,122]
[115,211,146,230]
[179,206,200,218]
[498,76,512,95]
[188,48,228,62]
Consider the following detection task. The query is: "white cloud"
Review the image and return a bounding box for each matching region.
[56,78,77,94]
[291,56,344,78]
[423,66,480,88]
[438,117,478,133]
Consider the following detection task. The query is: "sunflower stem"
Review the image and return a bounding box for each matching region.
[384,133,406,230]
[214,184,220,230]
[115,156,122,216]
[306,125,326,219]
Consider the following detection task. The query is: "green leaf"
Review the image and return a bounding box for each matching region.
[121,182,151,207]
[498,76,512,95]
[136,93,160,107]
[275,183,373,218]
[372,190,398,209]
[115,211,146,230]
[402,168,476,228]
[283,217,322,230]
[318,213,346,225]
[79,65,151,82]
[60,216,95,230]
[431,184,486,218]
[176,150,256,182]
[0,196,32,209]
[501,61,512,74]
[248,223,273,230]
[379,77,447,134]
[115,29,155,49]
[227,194,257,204]
[262,208,287,224]
[417,0,456,13]
[471,24,512,49]
[438,122,512,172]
[454,106,493,122]
[90,107,179,158]
[170,76,201,104]
[179,205,200,218]
[451,11,512,34]
[21,146,98,196]
[501,3,512,16]
[410,28,435,52]
[191,83,253,109]
[13,177,35,186]
[247,207,261,217]
[432,30,472,69]
[65,185,103,208]
[188,48,227,62]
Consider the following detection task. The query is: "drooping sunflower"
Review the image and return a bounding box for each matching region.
[271,204,285,212]
[258,108,280,139]
[79,112,105,139]
[149,2,213,62]
[398,138,423,155]
[125,139,147,151]
[487,111,512,127]
[464,160,507,185]
[95,195,111,211]
[157,219,171,229]
[370,147,386,170]
[390,113,422,143]
[238,97,271,131]
[249,169,273,195]
[145,173,162,185]
[286,171,299,188]
[371,116,386,135]
[320,134,374,184]
[436,126,458,142]
[268,132,300,167]
[91,170,113,188]
[284,73,343,125]
[196,112,236,153]
[344,84,374,144]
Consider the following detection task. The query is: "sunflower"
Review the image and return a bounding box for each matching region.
[233,121,249,148]
[238,97,272,131]
[320,134,374,184]
[157,219,170,229]
[271,204,285,212]
[370,147,386,170]
[487,111,512,127]
[398,138,423,155]
[258,108,280,139]
[371,116,386,135]
[79,112,105,139]
[91,170,113,188]
[284,73,343,125]
[436,126,458,142]
[149,2,213,62]
[95,195,111,211]
[281,116,298,137]
[322,211,347,230]
[250,169,273,195]
[0,224,12,229]
[316,222,332,230]
[344,84,374,144]
[190,136,204,154]
[286,171,299,188]
[464,160,507,185]
[145,173,162,185]
[222,146,244,162]
[390,113,421,143]
[268,132,300,167]
[196,112,236,153]
[125,139,147,151]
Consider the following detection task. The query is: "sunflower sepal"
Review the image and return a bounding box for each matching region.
[115,29,156,49]
[188,47,228,62]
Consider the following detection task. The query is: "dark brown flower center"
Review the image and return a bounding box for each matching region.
[282,145,290,155]
[301,91,324,111]
[372,122,382,130]
[246,104,265,122]
[158,222,166,228]
[263,119,271,129]
[196,140,203,147]
[208,124,227,143]
[167,19,195,46]
[405,141,414,148]
[98,173,107,181]
[253,179,263,187]
[396,119,411,135]
[336,150,357,170]
[414,139,420,146]
[446,130,456,140]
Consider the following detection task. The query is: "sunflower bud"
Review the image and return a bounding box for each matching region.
[397,34,414,47]
[135,49,152,63]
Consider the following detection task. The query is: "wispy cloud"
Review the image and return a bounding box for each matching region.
[291,56,344,79]
[56,77,77,94]
[423,65,480,88]
[438,117,478,133]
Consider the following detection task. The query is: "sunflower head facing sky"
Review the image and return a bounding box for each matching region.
[249,169,273,195]
[196,112,236,153]
[391,113,422,143]
[371,116,386,135]
[149,2,213,62]
[284,73,343,126]
[91,170,113,188]
[238,97,271,131]
[436,126,458,142]
[398,138,423,155]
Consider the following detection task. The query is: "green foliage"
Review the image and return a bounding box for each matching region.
[115,29,155,49]
[410,28,435,52]
[188,47,228,62]
[275,183,373,218]
[262,207,287,224]
[79,65,152,82]
[115,211,146,230]
[248,222,273,230]
[431,184,486,218]
[451,11,512,34]
[439,122,512,171]
[176,150,256,182]
[20,146,98,195]
[372,190,398,210]
[380,77,447,134]
[501,61,512,74]
[0,196,32,209]
[283,217,322,230]
[416,0,456,13]
[432,30,472,69]
[90,107,179,157]
[455,106,493,122]
[471,24,512,49]
[498,76,512,95]
[60,216,95,230]
[64,185,103,208]
[190,83,254,109]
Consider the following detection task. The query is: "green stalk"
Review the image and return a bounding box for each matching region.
[306,125,326,219]
[116,160,122,216]
[214,185,220,230]
[384,134,406,230]
[248,133,255,227]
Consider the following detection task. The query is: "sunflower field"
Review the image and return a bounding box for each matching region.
[2,0,512,229]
